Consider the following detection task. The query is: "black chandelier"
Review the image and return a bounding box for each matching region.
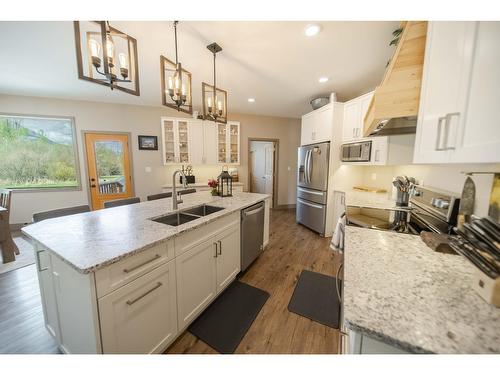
[161,21,193,114]
[202,42,228,124]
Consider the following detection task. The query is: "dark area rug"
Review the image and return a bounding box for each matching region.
[287,269,341,328]
[188,280,269,353]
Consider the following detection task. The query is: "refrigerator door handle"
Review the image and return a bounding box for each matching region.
[304,150,310,183]
[307,149,313,183]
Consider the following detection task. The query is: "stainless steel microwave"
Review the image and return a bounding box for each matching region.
[341,140,372,162]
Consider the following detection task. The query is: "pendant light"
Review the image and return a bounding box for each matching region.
[161,21,193,114]
[202,42,228,124]
[74,21,140,96]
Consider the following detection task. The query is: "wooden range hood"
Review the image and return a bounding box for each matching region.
[363,21,428,137]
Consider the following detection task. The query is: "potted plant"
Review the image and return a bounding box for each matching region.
[208,179,219,196]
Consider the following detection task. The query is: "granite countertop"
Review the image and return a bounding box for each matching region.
[22,191,268,274]
[343,226,500,354]
[162,181,244,188]
[344,189,409,211]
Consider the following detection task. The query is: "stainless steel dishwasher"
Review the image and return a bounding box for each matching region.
[241,201,265,272]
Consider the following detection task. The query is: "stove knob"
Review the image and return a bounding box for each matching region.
[431,198,441,207]
[439,200,450,209]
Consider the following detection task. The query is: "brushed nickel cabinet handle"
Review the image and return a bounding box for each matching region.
[214,242,218,258]
[126,282,162,306]
[36,250,49,272]
[435,116,447,151]
[443,112,460,151]
[217,240,222,255]
[123,254,161,273]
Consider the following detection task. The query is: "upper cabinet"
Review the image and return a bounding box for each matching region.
[161,117,240,165]
[342,92,373,142]
[217,121,240,165]
[301,103,334,145]
[413,22,500,164]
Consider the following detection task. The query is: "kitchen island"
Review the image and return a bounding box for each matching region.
[22,191,270,354]
[343,226,500,354]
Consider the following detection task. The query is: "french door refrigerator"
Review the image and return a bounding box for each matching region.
[297,141,330,236]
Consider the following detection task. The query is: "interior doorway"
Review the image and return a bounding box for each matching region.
[83,132,134,210]
[248,139,278,208]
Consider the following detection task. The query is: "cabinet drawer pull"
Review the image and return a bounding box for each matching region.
[126,282,162,306]
[214,242,218,258]
[36,250,49,272]
[435,116,447,151]
[443,112,460,150]
[217,240,222,255]
[123,254,161,273]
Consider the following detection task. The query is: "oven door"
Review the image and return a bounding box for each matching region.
[409,208,452,234]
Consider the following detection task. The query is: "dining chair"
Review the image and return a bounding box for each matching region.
[0,189,19,263]
[33,205,91,223]
[104,197,141,209]
[147,189,197,201]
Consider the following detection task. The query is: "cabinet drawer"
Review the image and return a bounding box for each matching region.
[95,240,174,298]
[174,211,239,257]
[98,260,178,354]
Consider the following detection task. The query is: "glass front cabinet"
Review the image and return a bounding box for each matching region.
[161,117,239,165]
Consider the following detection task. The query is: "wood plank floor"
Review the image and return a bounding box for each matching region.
[166,209,342,354]
[0,209,340,354]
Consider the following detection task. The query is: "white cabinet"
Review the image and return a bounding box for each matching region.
[414,21,500,164]
[161,117,190,164]
[301,103,333,145]
[175,239,217,331]
[342,92,374,142]
[34,246,61,343]
[99,260,178,354]
[203,121,218,164]
[215,226,241,292]
[187,121,204,165]
[217,121,240,165]
[175,221,241,331]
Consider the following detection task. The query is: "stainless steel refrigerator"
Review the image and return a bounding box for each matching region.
[296,141,330,236]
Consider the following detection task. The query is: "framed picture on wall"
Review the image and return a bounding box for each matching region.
[138,135,158,150]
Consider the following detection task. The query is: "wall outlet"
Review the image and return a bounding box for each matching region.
[287,166,291,171]
[145,166,152,173]
[371,173,377,181]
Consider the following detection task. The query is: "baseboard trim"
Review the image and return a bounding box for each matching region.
[274,204,296,210]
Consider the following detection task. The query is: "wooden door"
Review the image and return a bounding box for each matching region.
[84,133,133,210]
[98,260,178,354]
[215,226,240,293]
[175,239,217,331]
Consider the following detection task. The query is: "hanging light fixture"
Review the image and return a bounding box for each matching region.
[74,21,140,96]
[202,42,228,124]
[160,21,193,114]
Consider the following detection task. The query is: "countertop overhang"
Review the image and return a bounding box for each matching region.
[22,192,269,274]
[343,226,500,354]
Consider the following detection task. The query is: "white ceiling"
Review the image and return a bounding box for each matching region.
[0,21,398,118]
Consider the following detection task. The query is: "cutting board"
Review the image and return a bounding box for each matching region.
[353,186,387,193]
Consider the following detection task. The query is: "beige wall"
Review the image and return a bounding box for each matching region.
[0,94,300,224]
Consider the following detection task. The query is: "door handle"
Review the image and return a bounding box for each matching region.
[217,240,222,256]
[435,116,447,151]
[443,112,460,151]
[214,242,218,258]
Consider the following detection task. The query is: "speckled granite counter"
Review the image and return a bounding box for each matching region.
[343,226,500,353]
[22,191,268,274]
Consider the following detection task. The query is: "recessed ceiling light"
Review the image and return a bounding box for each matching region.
[248,98,256,103]
[318,77,329,83]
[305,24,321,37]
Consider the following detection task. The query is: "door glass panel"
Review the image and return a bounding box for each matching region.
[178,121,189,163]
[163,120,175,163]
[230,124,239,163]
[94,141,126,195]
[218,123,226,163]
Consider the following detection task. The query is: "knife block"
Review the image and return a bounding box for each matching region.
[472,269,500,307]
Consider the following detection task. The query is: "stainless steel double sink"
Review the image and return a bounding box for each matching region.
[151,204,225,227]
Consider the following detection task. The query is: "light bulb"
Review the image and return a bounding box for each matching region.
[181,84,186,96]
[89,39,101,57]
[207,97,212,108]
[168,76,173,89]
[217,101,222,111]
[106,36,115,60]
[118,53,128,69]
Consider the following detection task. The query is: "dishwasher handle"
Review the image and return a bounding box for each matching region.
[243,204,264,217]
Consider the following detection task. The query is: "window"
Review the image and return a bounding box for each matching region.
[0,114,80,190]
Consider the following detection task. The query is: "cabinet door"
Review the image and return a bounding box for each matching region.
[413,22,475,163]
[203,121,218,164]
[99,260,178,354]
[34,247,61,343]
[228,122,240,164]
[215,226,240,293]
[301,113,314,145]
[161,118,177,164]
[217,123,228,163]
[342,101,359,142]
[359,92,373,135]
[176,240,217,330]
[177,120,190,163]
[452,22,500,163]
[370,136,388,165]
[187,121,204,165]
[312,105,333,142]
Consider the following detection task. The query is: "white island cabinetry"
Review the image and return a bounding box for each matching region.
[29,195,268,354]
